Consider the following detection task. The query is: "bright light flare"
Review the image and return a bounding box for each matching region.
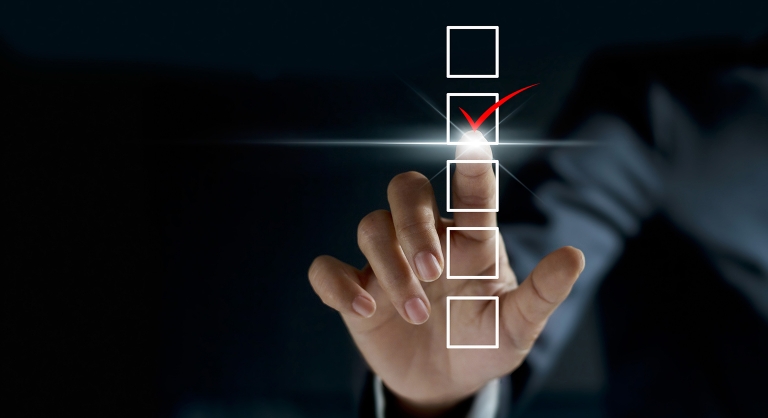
[456,130,493,159]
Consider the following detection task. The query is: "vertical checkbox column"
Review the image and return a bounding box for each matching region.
[445,26,502,349]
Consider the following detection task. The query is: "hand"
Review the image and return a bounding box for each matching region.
[308,133,584,416]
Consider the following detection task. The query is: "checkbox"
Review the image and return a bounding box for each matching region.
[446,296,499,349]
[446,93,500,144]
[446,26,499,78]
[446,227,500,279]
[446,160,499,212]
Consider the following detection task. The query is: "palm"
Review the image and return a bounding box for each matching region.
[343,219,526,405]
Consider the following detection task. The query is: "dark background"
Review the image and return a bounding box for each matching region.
[3,1,766,417]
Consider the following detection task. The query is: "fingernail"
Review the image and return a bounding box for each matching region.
[404,297,429,324]
[579,250,586,273]
[352,295,376,318]
[415,251,441,281]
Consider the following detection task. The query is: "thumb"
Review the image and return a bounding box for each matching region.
[501,246,584,351]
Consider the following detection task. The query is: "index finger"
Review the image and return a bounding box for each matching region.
[451,130,498,233]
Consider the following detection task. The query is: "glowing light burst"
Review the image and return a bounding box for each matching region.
[483,95,534,137]
[216,81,597,203]
[498,162,545,205]
[397,75,465,135]
[227,139,597,147]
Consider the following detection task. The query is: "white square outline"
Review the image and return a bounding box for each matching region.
[446,227,500,279]
[446,296,499,349]
[446,26,499,78]
[446,160,499,212]
[446,93,500,145]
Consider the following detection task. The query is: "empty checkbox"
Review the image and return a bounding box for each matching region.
[446,296,499,349]
[446,226,500,279]
[446,26,499,78]
[446,160,499,212]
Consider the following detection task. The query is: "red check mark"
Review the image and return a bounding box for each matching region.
[458,83,538,131]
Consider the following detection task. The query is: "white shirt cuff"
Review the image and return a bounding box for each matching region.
[373,375,500,418]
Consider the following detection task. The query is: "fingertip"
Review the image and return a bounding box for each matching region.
[352,294,376,318]
[458,129,489,145]
[565,246,585,274]
[414,251,442,282]
[404,297,430,325]
[387,171,430,198]
[557,246,585,276]
[455,130,493,161]
[577,248,586,273]
[307,255,324,277]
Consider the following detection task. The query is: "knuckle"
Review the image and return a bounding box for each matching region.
[530,269,558,305]
[508,303,544,351]
[468,194,496,207]
[454,188,495,207]
[454,161,494,178]
[454,195,496,213]
[357,210,391,247]
[319,283,338,308]
[395,219,436,242]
